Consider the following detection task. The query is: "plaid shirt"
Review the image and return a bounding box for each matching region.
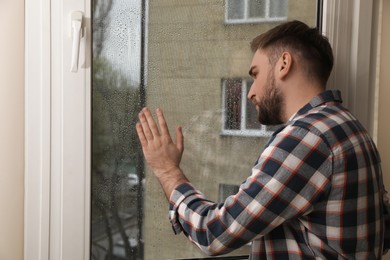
[169,90,388,259]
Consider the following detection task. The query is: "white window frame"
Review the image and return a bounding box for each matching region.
[225,0,288,24]
[24,0,378,259]
[25,0,91,259]
[221,78,274,137]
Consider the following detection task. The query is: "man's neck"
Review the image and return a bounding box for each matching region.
[282,81,324,122]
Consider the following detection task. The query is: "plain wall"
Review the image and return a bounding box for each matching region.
[0,0,25,259]
[378,0,390,207]
[378,1,390,259]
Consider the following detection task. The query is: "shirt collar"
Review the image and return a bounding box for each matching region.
[292,89,343,119]
[269,90,343,137]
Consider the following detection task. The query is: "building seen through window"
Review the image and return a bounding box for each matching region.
[91,0,318,259]
[222,78,278,136]
[225,0,289,24]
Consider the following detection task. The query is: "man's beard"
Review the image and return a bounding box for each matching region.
[257,71,284,125]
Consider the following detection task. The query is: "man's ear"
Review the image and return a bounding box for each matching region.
[276,52,292,79]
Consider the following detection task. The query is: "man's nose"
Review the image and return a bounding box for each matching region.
[247,83,254,100]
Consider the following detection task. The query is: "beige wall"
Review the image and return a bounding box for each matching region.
[0,0,24,259]
[375,1,390,259]
[379,0,390,215]
[378,1,390,259]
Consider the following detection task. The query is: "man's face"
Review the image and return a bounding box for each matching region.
[247,50,284,125]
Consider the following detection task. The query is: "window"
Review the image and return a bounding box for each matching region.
[225,0,288,24]
[222,79,279,137]
[25,0,321,259]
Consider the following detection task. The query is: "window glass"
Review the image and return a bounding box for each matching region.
[270,0,289,18]
[226,0,244,20]
[222,79,270,136]
[224,79,242,130]
[226,0,288,23]
[91,0,318,259]
[248,0,266,18]
[91,1,143,259]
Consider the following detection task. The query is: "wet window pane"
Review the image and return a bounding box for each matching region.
[224,79,242,130]
[270,0,289,18]
[226,0,245,20]
[91,0,143,259]
[91,0,318,259]
[226,0,288,23]
[248,0,266,18]
[222,79,265,135]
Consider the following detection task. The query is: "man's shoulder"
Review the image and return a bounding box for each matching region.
[290,103,350,133]
[284,103,371,152]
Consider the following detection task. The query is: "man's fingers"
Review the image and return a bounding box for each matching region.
[138,110,154,141]
[142,108,161,137]
[156,108,172,139]
[136,122,148,147]
[176,126,184,153]
[137,108,180,151]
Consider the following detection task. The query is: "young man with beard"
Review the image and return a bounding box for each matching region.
[136,20,389,259]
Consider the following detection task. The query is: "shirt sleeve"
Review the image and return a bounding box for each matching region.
[168,125,332,256]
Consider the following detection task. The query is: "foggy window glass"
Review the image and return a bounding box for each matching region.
[226,0,245,20]
[223,79,242,130]
[91,0,318,259]
[248,0,266,18]
[226,0,288,23]
[222,79,275,136]
[91,0,143,259]
[270,0,289,18]
[222,79,272,136]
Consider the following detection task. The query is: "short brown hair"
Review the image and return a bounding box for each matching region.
[251,20,333,87]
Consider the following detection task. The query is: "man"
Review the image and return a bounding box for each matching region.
[136,21,388,259]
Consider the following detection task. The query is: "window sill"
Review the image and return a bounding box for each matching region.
[224,17,287,25]
[221,130,273,138]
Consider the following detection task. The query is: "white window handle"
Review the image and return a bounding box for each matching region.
[70,11,83,73]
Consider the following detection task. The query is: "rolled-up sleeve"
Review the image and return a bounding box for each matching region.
[169,182,205,235]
